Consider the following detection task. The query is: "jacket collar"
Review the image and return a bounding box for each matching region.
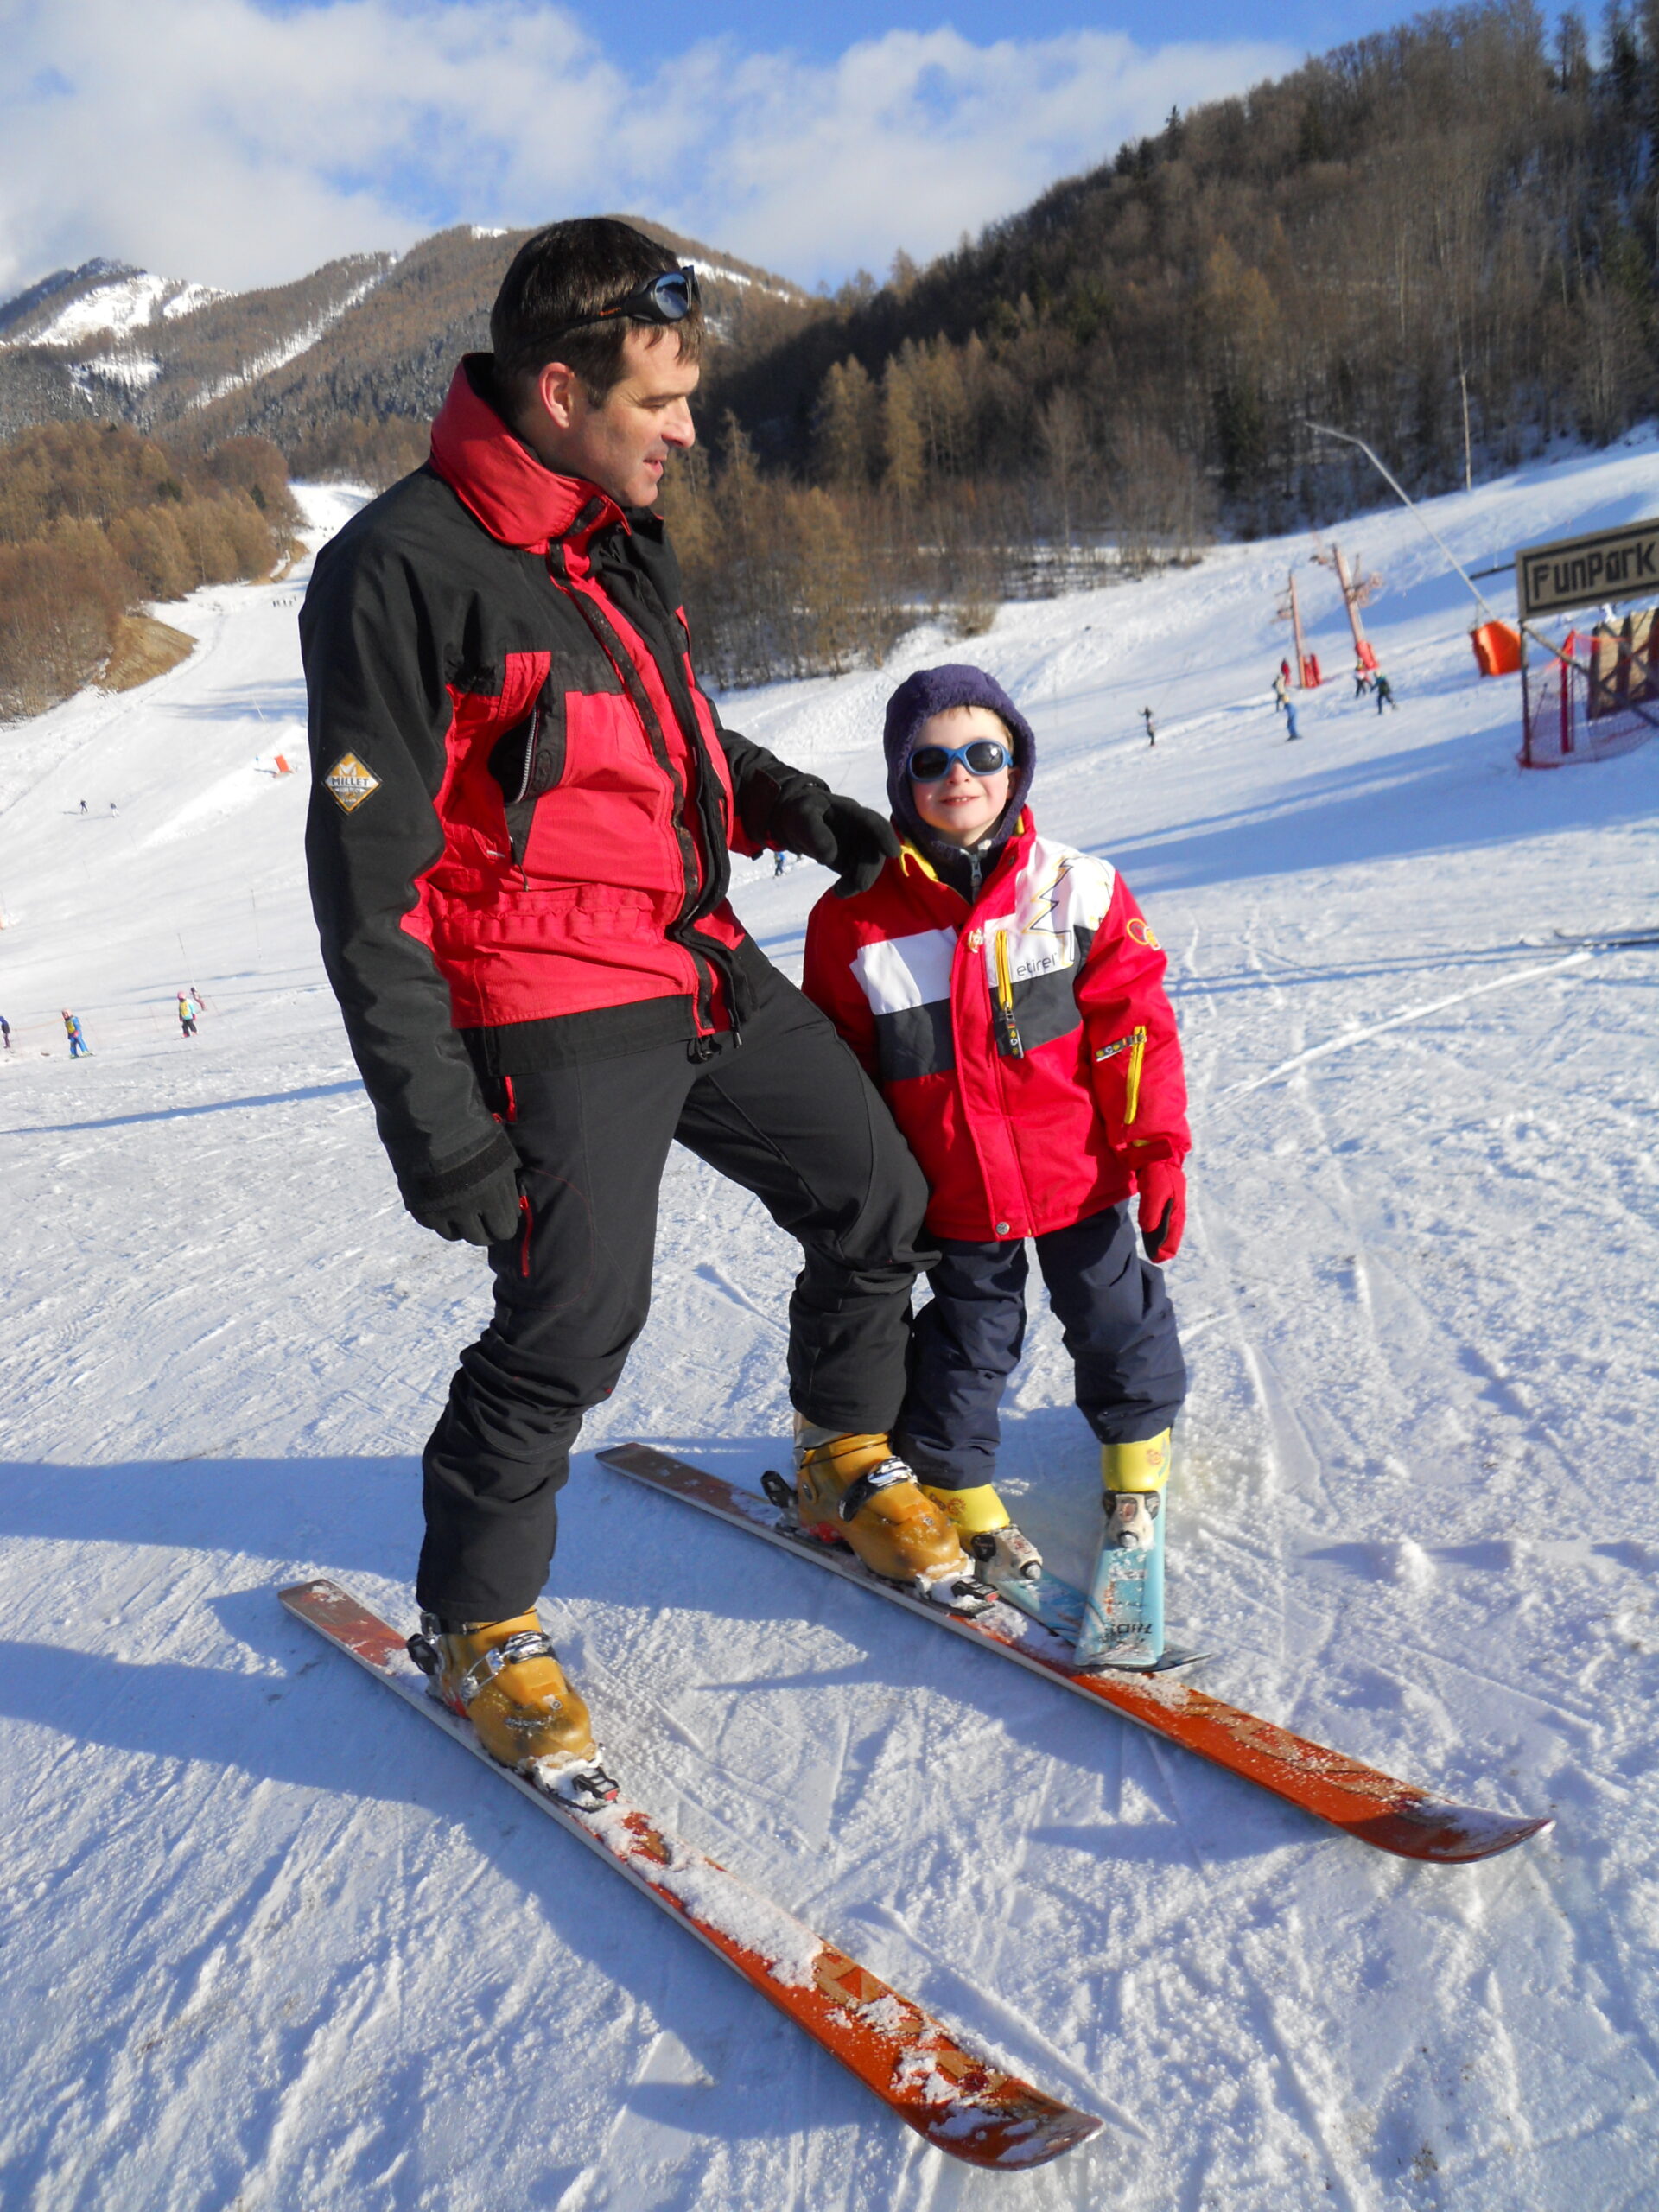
[899,810,1033,900]
[429,355,627,554]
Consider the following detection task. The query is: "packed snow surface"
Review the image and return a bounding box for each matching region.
[1,445,1656,2210]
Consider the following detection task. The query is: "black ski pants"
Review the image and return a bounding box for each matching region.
[416,965,933,1619]
[893,1202,1186,1491]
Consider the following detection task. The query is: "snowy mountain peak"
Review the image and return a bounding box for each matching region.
[2,268,228,350]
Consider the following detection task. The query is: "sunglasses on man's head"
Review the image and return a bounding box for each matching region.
[550,267,701,343]
[907,738,1012,781]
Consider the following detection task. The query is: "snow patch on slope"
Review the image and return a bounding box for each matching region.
[70,353,162,392]
[187,264,397,409]
[23,270,226,346]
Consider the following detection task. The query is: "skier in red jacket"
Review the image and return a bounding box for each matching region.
[803,665,1190,1582]
[302,225,988,1800]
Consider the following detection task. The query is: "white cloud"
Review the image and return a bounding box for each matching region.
[667,28,1298,279]
[0,2,1298,297]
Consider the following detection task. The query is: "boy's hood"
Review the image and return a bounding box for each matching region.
[882,664,1036,868]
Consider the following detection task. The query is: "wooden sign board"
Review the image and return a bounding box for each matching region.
[1516,518,1659,619]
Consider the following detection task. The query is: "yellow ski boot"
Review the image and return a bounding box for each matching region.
[793,1421,992,1614]
[921,1481,1044,1586]
[1076,1431,1173,1667]
[410,1611,616,1806]
[1100,1432,1171,1553]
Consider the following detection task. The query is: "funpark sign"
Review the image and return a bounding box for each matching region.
[1516,518,1659,620]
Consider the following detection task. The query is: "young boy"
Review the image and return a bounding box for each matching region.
[802,664,1190,1586]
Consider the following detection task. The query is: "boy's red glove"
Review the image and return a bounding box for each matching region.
[1136,1160,1185,1263]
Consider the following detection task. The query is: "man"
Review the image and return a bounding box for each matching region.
[301,220,986,1802]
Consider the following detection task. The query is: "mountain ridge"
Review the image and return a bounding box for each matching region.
[0,221,817,471]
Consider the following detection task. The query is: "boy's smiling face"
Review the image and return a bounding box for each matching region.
[908,705,1014,848]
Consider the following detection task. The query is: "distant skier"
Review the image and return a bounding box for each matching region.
[61,1010,90,1058]
[1375,671,1397,713]
[1353,663,1373,699]
[0,1013,10,1050]
[1285,700,1302,741]
[177,990,200,1039]
[804,664,1189,1632]
[79,800,87,815]
[1271,669,1289,713]
[1141,706,1157,747]
[109,800,118,814]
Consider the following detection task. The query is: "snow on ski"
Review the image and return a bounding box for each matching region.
[596,1445,1554,1865]
[276,1578,1103,2172]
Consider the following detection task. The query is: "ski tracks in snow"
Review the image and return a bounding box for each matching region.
[5,461,1659,2206]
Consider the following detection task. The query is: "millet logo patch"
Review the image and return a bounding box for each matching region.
[324,753,381,812]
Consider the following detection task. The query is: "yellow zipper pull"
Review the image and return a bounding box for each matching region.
[1124,1025,1147,1123]
[993,928,1023,1056]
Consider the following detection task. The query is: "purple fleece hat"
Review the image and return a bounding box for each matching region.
[883,663,1037,854]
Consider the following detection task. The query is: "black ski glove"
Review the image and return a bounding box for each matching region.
[771,787,900,898]
[403,1133,523,1245]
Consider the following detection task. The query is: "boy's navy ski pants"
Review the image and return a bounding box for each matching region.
[894,1203,1186,1491]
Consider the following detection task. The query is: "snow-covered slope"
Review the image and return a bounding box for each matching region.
[0,265,226,348]
[1,453,1656,2210]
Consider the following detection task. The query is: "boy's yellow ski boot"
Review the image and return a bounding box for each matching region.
[1076,1431,1170,1669]
[792,1421,993,1615]
[408,1611,617,1807]
[920,1480,1045,1587]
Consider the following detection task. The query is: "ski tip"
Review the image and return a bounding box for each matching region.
[277,1575,349,1616]
[276,1578,410,1668]
[1352,1802,1555,1863]
[913,2095,1104,2170]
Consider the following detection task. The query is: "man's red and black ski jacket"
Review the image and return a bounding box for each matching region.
[301,355,826,1209]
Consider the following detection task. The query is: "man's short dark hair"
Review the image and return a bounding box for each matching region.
[491,218,704,413]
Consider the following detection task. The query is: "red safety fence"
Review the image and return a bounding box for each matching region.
[1520,625,1657,766]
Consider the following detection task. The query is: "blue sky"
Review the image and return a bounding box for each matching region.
[0,1,1416,300]
[253,0,1398,60]
[604,2,1389,57]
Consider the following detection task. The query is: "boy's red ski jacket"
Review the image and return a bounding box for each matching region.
[802,817,1189,1242]
[301,356,828,1207]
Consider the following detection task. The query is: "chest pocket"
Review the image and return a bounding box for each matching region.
[489,682,564,864]
[489,645,626,863]
[985,922,1080,1058]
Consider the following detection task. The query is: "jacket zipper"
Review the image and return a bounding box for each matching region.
[1123,1026,1147,1122]
[1093,1024,1147,1123]
[992,928,1024,1057]
[546,544,724,1035]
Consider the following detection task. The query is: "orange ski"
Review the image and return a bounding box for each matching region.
[277,1578,1102,2171]
[596,1444,1554,1865]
